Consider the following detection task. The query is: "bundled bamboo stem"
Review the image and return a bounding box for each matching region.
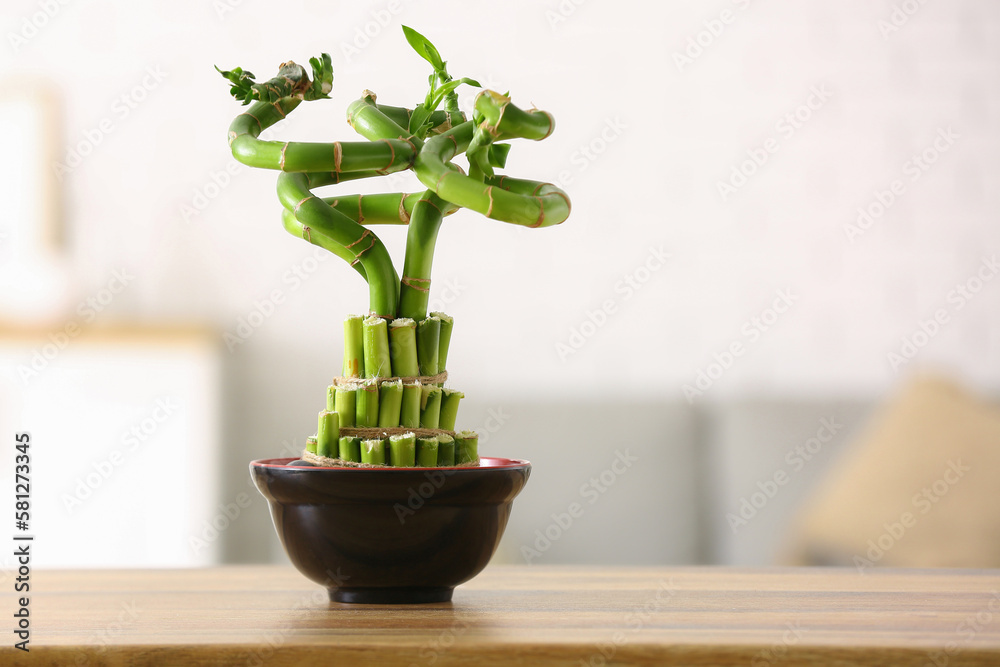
[436,433,455,466]
[400,381,422,428]
[388,318,419,377]
[416,316,440,376]
[439,388,463,431]
[389,432,417,467]
[356,380,380,427]
[431,311,453,372]
[317,410,340,458]
[378,379,403,427]
[416,436,439,467]
[363,316,391,378]
[339,435,362,462]
[455,430,478,465]
[361,437,386,465]
[419,385,442,429]
[343,315,365,378]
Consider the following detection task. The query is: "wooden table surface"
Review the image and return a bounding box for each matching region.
[5,565,1000,666]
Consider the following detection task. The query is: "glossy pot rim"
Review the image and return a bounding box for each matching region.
[251,456,531,471]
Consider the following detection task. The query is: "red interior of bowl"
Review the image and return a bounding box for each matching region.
[252,456,530,470]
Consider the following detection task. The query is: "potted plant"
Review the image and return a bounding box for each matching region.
[220,26,570,603]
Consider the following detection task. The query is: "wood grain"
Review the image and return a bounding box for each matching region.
[3,565,999,665]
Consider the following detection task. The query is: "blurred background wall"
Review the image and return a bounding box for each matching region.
[1,0,998,570]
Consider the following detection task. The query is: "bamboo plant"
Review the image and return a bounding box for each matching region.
[220,26,570,467]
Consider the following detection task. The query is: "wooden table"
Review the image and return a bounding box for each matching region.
[5,565,1000,665]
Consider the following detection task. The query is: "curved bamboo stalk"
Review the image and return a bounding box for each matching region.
[277,172,399,317]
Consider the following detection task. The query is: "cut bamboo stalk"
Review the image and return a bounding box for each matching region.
[388,318,419,377]
[400,381,422,428]
[343,314,365,378]
[416,316,440,376]
[334,385,357,427]
[306,435,317,455]
[363,315,391,378]
[339,435,361,462]
[455,429,478,464]
[439,388,464,431]
[419,384,442,429]
[356,380,380,427]
[361,437,386,465]
[389,432,417,467]
[416,435,439,467]
[317,410,340,458]
[430,311,453,372]
[436,433,455,466]
[326,384,336,411]
[378,379,403,427]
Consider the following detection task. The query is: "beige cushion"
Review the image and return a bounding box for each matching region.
[782,375,1000,568]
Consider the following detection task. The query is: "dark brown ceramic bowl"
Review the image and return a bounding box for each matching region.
[250,456,531,604]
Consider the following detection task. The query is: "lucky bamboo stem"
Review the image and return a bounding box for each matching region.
[455,430,478,465]
[389,432,416,467]
[431,311,453,372]
[388,318,419,377]
[356,380,380,427]
[378,379,403,427]
[419,385,442,429]
[338,436,361,462]
[343,315,365,378]
[439,388,463,431]
[416,316,440,376]
[363,316,391,379]
[436,434,455,466]
[361,438,386,465]
[306,435,317,455]
[317,410,340,458]
[334,385,357,427]
[416,436,439,467]
[400,381,422,428]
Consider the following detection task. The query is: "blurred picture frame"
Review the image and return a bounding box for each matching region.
[0,80,62,257]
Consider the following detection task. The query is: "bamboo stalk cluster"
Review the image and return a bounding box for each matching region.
[304,312,478,467]
[219,27,570,470]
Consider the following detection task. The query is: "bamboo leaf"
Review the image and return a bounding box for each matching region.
[488,143,511,169]
[402,25,444,70]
